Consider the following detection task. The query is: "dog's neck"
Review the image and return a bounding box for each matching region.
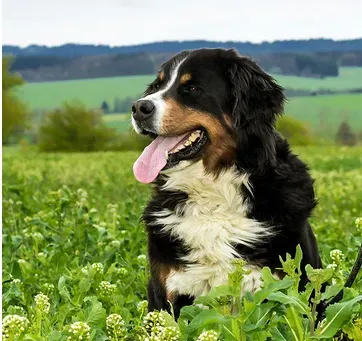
[160,160,252,197]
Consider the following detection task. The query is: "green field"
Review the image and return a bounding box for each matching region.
[18,67,362,112]
[2,147,362,339]
[285,93,362,135]
[276,67,362,91]
[103,113,131,132]
[18,74,153,110]
[18,67,362,138]
[101,94,362,137]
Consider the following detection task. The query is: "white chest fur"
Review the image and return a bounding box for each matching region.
[152,161,271,298]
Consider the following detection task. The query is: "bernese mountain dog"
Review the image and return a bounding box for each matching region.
[131,48,322,319]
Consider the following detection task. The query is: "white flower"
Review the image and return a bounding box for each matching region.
[34,293,50,313]
[197,330,220,341]
[43,283,55,294]
[143,311,166,335]
[106,314,126,340]
[326,263,338,270]
[356,217,362,231]
[2,315,29,339]
[117,267,128,276]
[160,326,180,341]
[91,262,104,273]
[137,300,149,312]
[98,281,116,297]
[330,249,344,263]
[67,321,91,341]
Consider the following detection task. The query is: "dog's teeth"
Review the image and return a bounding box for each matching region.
[189,134,197,142]
[165,151,169,160]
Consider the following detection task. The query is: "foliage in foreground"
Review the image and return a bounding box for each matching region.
[2,148,362,340]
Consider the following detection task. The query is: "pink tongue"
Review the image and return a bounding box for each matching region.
[133,133,189,183]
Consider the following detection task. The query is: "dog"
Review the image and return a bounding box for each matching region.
[131,48,322,319]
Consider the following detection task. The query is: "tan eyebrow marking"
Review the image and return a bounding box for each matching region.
[159,71,165,81]
[180,73,192,84]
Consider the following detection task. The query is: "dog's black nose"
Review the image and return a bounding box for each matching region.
[132,100,155,121]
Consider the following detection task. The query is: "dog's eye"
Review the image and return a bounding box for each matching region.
[183,85,198,93]
[154,83,160,91]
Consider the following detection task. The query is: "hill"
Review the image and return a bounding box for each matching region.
[18,68,362,111]
[3,38,362,57]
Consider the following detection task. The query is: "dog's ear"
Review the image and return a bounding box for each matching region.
[225,49,285,173]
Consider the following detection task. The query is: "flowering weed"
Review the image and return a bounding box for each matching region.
[2,148,361,340]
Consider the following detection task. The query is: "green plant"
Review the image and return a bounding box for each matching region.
[2,57,29,142]
[2,147,361,340]
[336,121,357,146]
[276,116,314,145]
[38,101,117,152]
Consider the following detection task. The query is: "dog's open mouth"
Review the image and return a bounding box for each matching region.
[133,130,207,183]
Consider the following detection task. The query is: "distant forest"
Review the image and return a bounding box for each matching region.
[3,39,362,82]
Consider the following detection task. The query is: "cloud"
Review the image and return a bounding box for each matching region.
[2,0,361,47]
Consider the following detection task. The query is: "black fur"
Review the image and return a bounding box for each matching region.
[135,48,322,318]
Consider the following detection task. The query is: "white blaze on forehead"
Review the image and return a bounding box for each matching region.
[137,58,187,132]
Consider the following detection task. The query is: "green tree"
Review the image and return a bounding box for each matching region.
[336,121,357,146]
[101,101,110,114]
[38,102,117,152]
[2,57,28,141]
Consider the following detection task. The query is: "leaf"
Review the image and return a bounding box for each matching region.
[222,319,239,341]
[83,296,106,327]
[58,276,71,302]
[254,267,294,304]
[270,326,290,341]
[267,292,310,317]
[186,310,225,336]
[47,331,62,341]
[160,310,178,328]
[320,283,344,301]
[194,284,234,309]
[317,295,362,338]
[242,302,276,332]
[179,305,204,322]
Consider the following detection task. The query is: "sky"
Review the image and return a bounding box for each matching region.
[2,0,362,47]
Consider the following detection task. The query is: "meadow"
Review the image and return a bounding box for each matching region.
[17,67,362,138]
[18,68,362,111]
[2,146,362,340]
[102,93,362,138]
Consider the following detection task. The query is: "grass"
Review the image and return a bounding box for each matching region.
[285,93,362,136]
[18,67,362,112]
[18,67,362,138]
[2,146,362,339]
[102,113,131,132]
[275,67,362,91]
[18,75,153,110]
[99,93,362,138]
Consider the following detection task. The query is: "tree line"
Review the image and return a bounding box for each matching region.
[3,38,362,57]
[7,50,362,82]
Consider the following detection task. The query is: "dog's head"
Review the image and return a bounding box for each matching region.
[132,48,285,183]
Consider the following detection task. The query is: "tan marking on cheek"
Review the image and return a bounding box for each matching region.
[159,71,165,81]
[161,99,237,174]
[180,73,192,84]
[223,114,233,128]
